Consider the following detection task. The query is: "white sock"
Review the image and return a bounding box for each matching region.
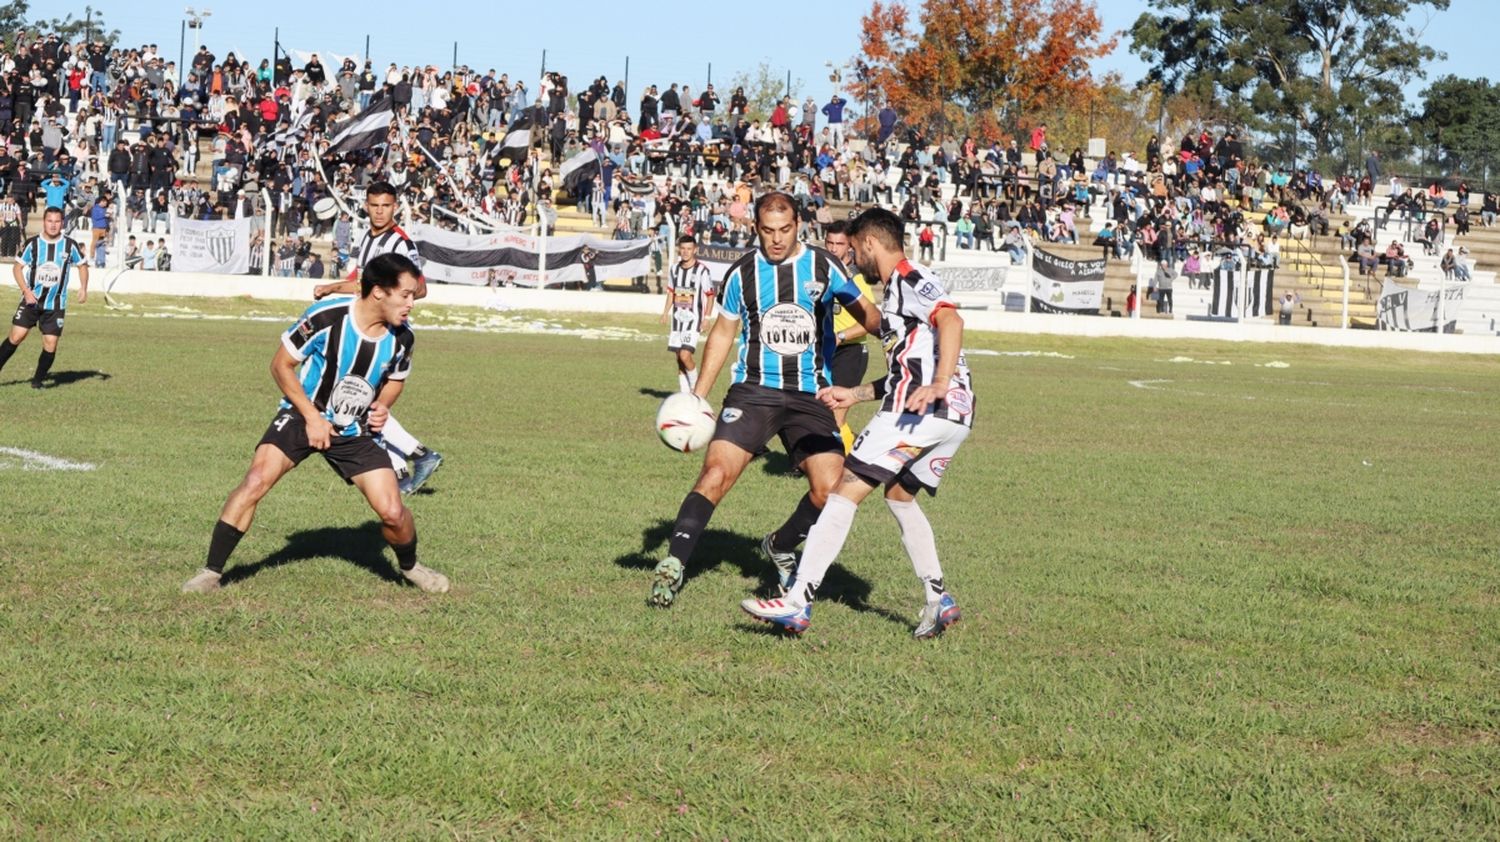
[686,368,698,390]
[678,372,690,393]
[382,414,421,457]
[785,494,859,606]
[386,446,407,475]
[887,498,945,603]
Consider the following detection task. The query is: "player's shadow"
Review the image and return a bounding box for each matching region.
[614,518,906,627]
[220,522,406,587]
[759,450,798,477]
[638,387,675,400]
[6,370,112,388]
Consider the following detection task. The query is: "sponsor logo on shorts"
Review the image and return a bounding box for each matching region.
[946,388,973,415]
[888,443,922,466]
[720,408,743,423]
[929,457,951,477]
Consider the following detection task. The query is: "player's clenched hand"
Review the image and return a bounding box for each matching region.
[904,382,949,414]
[313,284,333,300]
[21,290,37,307]
[367,401,389,434]
[303,414,334,450]
[817,386,859,410]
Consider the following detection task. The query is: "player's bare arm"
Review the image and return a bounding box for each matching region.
[658,284,674,324]
[690,312,738,400]
[818,381,878,410]
[270,345,333,450]
[844,296,881,337]
[903,307,964,413]
[12,260,36,305]
[76,264,89,304]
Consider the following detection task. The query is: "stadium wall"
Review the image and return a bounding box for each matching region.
[106,270,1500,356]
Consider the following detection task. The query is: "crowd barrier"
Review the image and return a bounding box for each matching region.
[102,270,1500,355]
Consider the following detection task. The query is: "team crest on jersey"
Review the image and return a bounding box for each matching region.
[720,408,743,424]
[945,388,973,416]
[803,278,826,298]
[929,457,951,477]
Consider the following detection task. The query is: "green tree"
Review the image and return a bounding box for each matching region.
[1419,75,1500,182]
[35,5,121,47]
[725,62,801,124]
[1130,0,1449,164]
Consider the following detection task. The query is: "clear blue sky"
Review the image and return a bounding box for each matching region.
[73,0,1493,109]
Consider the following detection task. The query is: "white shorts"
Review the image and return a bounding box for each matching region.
[667,329,701,351]
[848,411,971,494]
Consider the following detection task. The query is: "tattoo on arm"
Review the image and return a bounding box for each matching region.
[853,383,876,402]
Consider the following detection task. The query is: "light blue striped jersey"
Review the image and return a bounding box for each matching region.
[717,244,862,393]
[17,236,86,310]
[279,298,414,436]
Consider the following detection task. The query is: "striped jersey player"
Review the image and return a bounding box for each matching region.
[742,207,974,639]
[0,206,89,388]
[649,192,881,608]
[658,235,717,392]
[182,253,450,595]
[311,181,442,495]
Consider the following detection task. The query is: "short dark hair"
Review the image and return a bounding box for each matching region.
[42,206,64,219]
[753,191,797,225]
[676,234,695,245]
[848,207,905,251]
[361,252,420,297]
[366,181,398,200]
[824,219,850,237]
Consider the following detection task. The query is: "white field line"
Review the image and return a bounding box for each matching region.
[0,446,99,472]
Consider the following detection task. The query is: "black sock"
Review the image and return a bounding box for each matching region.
[205,520,245,574]
[0,338,16,372]
[409,445,428,459]
[667,491,716,563]
[771,492,824,553]
[391,537,418,571]
[33,349,55,383]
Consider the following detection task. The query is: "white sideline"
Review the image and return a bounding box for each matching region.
[105,270,1500,356]
[0,447,99,472]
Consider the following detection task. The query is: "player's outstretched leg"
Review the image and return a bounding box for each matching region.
[762,452,842,591]
[651,441,751,607]
[32,335,58,388]
[383,415,442,495]
[888,496,959,639]
[352,468,448,593]
[183,445,296,593]
[0,332,23,376]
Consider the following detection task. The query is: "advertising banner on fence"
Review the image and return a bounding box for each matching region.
[1031,248,1104,314]
[695,243,754,283]
[1376,281,1464,332]
[171,215,252,274]
[936,266,1010,295]
[407,224,652,287]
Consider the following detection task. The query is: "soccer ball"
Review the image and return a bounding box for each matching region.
[656,393,716,453]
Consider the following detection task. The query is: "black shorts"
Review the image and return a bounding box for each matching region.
[712,382,844,466]
[12,303,64,336]
[831,342,869,389]
[257,409,392,483]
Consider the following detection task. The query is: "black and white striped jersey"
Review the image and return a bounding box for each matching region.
[877,259,974,427]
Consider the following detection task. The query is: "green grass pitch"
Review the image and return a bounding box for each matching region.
[0,296,1496,837]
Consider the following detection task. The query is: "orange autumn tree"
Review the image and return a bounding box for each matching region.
[852,0,1117,143]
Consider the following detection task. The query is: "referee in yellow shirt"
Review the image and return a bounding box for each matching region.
[822,220,879,452]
